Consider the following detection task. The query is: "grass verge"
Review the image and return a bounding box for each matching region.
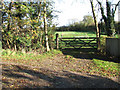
[92,59,120,77]
[2,49,62,66]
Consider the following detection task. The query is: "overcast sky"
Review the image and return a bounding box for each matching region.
[53,0,119,26]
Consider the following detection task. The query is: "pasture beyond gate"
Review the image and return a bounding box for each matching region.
[56,33,100,49]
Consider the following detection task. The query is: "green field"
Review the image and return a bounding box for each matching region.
[55,31,96,38]
[55,31,120,38]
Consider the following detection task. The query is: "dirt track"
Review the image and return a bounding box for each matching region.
[1,53,120,88]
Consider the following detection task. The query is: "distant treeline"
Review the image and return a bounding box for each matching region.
[56,22,120,34]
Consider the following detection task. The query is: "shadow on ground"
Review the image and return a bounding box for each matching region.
[2,64,120,88]
[60,48,120,63]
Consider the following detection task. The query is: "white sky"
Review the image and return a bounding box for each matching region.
[53,0,119,26]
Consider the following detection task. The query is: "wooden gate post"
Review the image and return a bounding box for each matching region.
[56,33,59,49]
[97,37,100,50]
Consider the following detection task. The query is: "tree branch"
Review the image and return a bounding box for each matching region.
[113,1,120,15]
[97,0,107,23]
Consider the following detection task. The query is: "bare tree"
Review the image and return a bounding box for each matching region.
[43,0,50,51]
[97,0,120,36]
[89,0,100,50]
[89,0,100,38]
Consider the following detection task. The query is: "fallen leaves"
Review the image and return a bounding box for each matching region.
[1,52,119,89]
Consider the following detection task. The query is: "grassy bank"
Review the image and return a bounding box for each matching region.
[2,49,62,66]
[92,59,119,77]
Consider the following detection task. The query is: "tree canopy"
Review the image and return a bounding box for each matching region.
[2,1,56,51]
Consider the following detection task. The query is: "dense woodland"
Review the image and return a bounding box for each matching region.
[1,1,56,52]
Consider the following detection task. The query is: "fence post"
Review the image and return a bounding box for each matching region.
[97,37,100,50]
[56,33,59,49]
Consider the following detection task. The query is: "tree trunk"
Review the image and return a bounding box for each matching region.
[38,2,43,45]
[97,0,108,36]
[90,0,100,50]
[0,1,2,50]
[7,2,12,49]
[97,0,120,37]
[90,0,100,38]
[43,0,50,51]
[7,2,12,32]
[106,0,113,36]
[38,2,42,22]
